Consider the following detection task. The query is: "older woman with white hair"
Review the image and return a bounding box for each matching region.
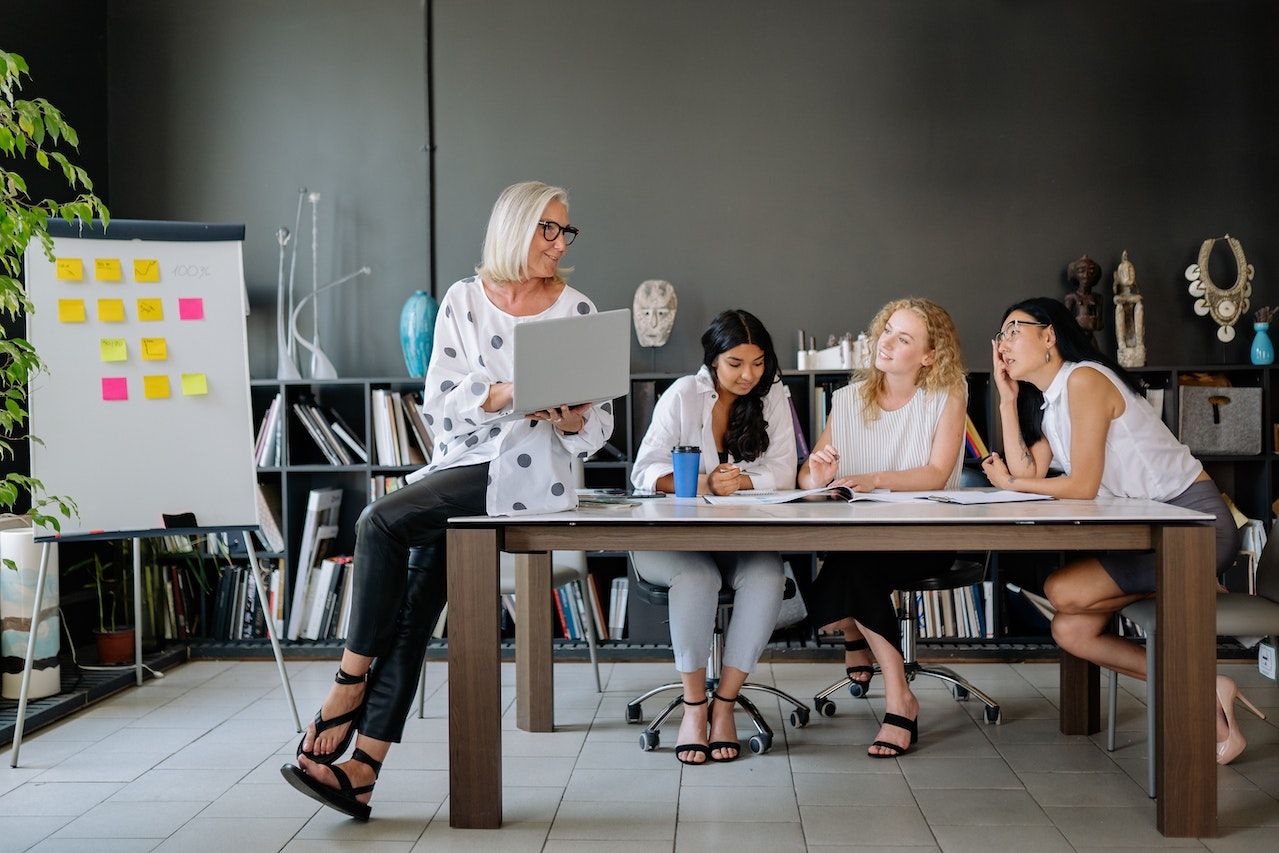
[282,181,613,820]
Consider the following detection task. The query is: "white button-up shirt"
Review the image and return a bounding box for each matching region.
[408,276,615,516]
[1040,360,1201,501]
[631,365,798,493]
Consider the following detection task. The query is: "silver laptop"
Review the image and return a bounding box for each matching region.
[509,308,630,416]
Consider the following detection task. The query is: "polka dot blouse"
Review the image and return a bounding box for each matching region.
[406,276,615,516]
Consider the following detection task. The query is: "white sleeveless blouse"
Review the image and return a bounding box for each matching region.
[1039,361,1201,501]
[828,382,963,487]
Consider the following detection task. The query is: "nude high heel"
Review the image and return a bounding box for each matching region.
[1215,674,1267,766]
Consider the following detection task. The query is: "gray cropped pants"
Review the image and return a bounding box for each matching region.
[630,551,785,674]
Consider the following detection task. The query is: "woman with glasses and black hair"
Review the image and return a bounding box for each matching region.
[282,181,612,819]
[983,297,1253,765]
[630,310,797,765]
[799,297,968,758]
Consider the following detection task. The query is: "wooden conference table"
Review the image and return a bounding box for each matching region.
[446,497,1217,838]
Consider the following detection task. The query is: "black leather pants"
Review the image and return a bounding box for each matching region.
[347,462,488,742]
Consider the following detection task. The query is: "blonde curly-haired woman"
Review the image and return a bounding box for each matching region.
[798,297,967,758]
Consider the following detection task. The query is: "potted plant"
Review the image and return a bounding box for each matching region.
[1,49,107,530]
[88,542,133,664]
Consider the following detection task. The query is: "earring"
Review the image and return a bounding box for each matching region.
[1044,350,1051,365]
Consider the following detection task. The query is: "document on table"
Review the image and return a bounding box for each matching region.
[703,488,1053,506]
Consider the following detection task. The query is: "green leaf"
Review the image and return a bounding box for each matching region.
[35,148,48,168]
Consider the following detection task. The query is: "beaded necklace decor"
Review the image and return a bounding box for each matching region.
[1185,234,1254,343]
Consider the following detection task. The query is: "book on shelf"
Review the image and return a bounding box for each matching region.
[286,487,343,640]
[963,413,989,459]
[608,576,629,639]
[328,408,369,463]
[431,602,448,639]
[369,475,406,501]
[401,392,434,463]
[587,575,609,641]
[293,400,351,465]
[301,556,352,640]
[554,585,571,638]
[391,391,413,465]
[500,593,517,626]
[254,481,286,553]
[256,393,284,467]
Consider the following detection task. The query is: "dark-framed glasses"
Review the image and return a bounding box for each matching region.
[993,320,1048,344]
[538,220,579,245]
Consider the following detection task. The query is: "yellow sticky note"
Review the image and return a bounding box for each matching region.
[180,373,208,396]
[141,337,168,361]
[133,259,161,282]
[94,258,122,281]
[97,298,125,322]
[57,299,86,323]
[56,258,84,281]
[137,298,163,321]
[99,337,127,362]
[143,375,171,400]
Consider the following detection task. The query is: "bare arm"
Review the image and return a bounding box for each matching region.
[990,339,1051,477]
[983,367,1120,499]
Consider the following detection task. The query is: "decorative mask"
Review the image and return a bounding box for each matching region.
[632,280,677,347]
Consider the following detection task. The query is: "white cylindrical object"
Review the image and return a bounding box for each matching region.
[1,524,61,700]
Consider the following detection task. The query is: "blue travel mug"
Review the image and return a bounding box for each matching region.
[671,445,701,497]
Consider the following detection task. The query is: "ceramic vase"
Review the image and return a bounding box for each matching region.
[400,290,438,378]
[1251,322,1274,366]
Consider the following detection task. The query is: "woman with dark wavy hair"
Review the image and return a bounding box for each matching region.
[630,309,797,764]
[983,297,1252,765]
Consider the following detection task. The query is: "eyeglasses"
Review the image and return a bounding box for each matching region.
[993,320,1048,344]
[537,220,579,246]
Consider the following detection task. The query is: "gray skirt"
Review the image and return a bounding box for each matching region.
[1098,479,1240,595]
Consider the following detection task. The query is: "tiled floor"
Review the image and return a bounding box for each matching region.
[2,659,1277,852]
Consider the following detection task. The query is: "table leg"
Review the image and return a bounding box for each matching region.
[1059,650,1100,735]
[1154,524,1215,837]
[447,528,502,829]
[515,552,554,732]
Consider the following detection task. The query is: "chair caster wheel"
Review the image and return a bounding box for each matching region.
[789,707,810,728]
[639,730,660,751]
[625,703,643,724]
[814,697,837,717]
[748,733,772,754]
[984,705,1002,724]
[847,680,869,699]
[952,685,970,701]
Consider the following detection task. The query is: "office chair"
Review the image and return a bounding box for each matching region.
[625,570,812,755]
[809,553,1002,724]
[1106,517,1279,796]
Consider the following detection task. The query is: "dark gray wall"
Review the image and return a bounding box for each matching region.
[107,0,429,378]
[433,0,1279,373]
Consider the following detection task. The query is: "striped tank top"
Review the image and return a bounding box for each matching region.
[829,381,963,487]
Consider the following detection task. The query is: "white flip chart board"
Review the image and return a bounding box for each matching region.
[25,220,257,540]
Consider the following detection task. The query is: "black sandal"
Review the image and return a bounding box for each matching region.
[281,746,382,821]
[844,638,875,697]
[297,667,366,765]
[868,712,919,759]
[674,696,712,766]
[708,692,742,762]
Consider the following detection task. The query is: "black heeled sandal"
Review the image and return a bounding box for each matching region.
[297,667,367,765]
[844,638,874,698]
[868,712,919,759]
[674,696,712,766]
[281,746,382,821]
[708,692,742,762]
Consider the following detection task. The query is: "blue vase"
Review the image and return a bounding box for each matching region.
[400,290,438,377]
[1251,322,1274,366]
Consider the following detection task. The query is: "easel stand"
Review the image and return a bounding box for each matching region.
[9,528,301,767]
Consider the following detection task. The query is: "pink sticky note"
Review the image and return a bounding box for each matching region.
[101,377,128,401]
[178,297,205,320]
